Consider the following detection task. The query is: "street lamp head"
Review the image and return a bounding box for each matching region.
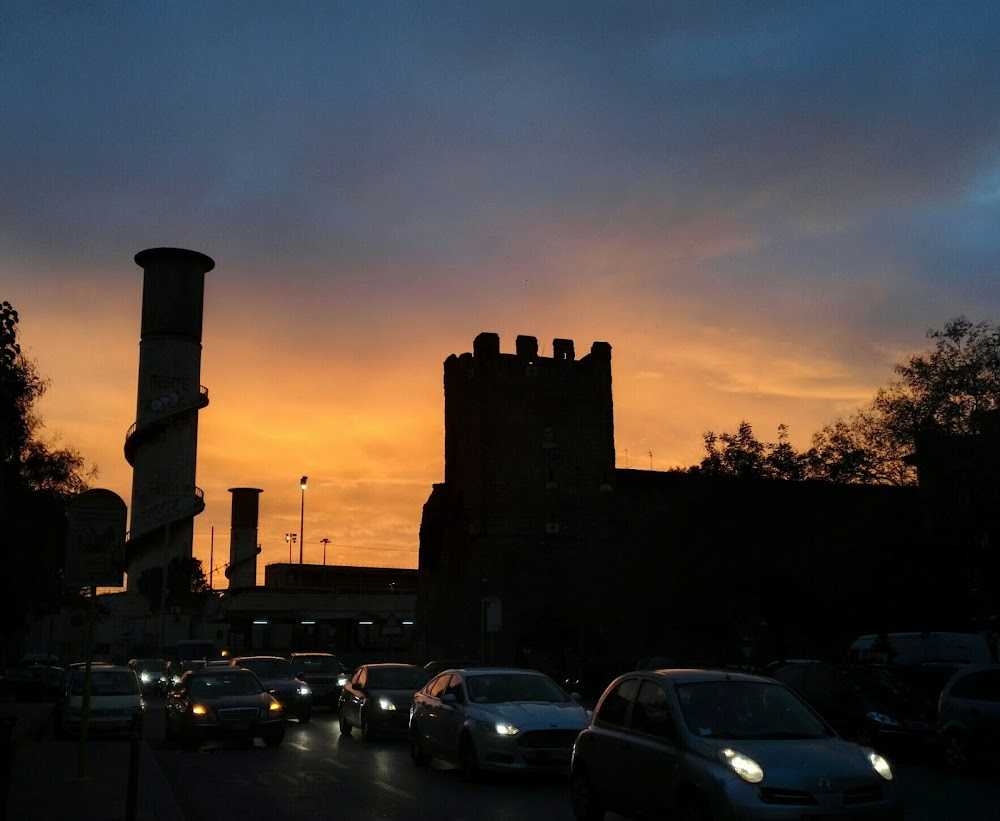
[300,476,308,490]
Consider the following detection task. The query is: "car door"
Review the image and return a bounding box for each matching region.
[412,673,451,754]
[617,678,682,817]
[420,674,465,758]
[344,667,367,726]
[584,676,638,810]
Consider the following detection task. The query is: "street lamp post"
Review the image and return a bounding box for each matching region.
[285,532,297,563]
[299,476,308,565]
[320,537,330,566]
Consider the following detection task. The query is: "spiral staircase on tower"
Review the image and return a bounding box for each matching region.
[123,385,209,548]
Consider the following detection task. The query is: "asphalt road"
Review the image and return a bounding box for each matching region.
[146,700,1000,821]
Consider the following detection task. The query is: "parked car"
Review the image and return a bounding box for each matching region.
[0,664,65,703]
[289,652,348,710]
[56,665,145,739]
[409,667,590,777]
[339,663,430,740]
[128,658,168,696]
[164,666,285,750]
[770,661,936,753]
[229,655,313,722]
[570,668,903,821]
[937,664,1000,771]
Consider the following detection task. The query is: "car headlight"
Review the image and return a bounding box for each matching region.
[719,748,764,783]
[337,675,348,687]
[269,700,283,713]
[866,711,901,727]
[867,750,893,781]
[298,684,312,696]
[192,704,208,718]
[477,720,519,736]
[140,672,152,683]
[377,697,397,711]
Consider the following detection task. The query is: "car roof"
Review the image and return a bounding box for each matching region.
[623,667,776,685]
[187,666,257,677]
[448,667,551,677]
[232,655,286,661]
[290,652,336,657]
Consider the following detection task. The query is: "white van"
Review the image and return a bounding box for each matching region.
[847,632,996,666]
[57,665,145,738]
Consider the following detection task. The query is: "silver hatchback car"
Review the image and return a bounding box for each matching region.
[570,668,904,821]
[937,664,1000,771]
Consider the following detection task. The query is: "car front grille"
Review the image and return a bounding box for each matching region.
[516,729,581,749]
[758,783,883,807]
[758,787,819,805]
[218,707,259,722]
[844,784,884,804]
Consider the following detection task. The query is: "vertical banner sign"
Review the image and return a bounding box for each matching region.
[65,489,127,588]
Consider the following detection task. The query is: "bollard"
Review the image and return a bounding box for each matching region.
[0,714,18,821]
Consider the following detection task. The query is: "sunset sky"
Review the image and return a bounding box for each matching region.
[4,2,999,587]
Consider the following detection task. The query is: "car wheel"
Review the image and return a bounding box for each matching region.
[298,707,312,724]
[570,767,606,821]
[676,792,712,821]
[262,724,286,748]
[339,712,352,737]
[459,732,479,781]
[943,730,970,770]
[361,713,376,742]
[410,733,430,767]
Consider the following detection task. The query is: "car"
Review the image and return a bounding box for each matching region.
[409,667,591,777]
[128,658,168,696]
[0,664,65,704]
[164,666,285,750]
[289,652,348,710]
[339,663,430,741]
[229,655,313,722]
[164,659,207,694]
[56,665,145,739]
[770,661,936,753]
[937,664,1000,771]
[570,668,904,821]
[422,658,479,678]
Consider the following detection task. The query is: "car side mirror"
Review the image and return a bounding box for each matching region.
[441,693,457,704]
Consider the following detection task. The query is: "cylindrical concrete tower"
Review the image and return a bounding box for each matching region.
[124,247,215,590]
[226,488,263,589]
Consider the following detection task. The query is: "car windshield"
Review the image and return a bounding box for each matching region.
[239,659,292,678]
[291,656,340,674]
[71,671,139,696]
[367,666,429,690]
[676,680,832,740]
[136,660,166,673]
[466,672,571,704]
[189,673,263,698]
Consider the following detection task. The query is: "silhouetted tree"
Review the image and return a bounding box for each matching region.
[1,301,95,663]
[695,421,806,480]
[807,316,1000,485]
[136,556,211,614]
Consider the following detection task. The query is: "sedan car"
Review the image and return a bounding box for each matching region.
[409,667,591,777]
[229,655,313,722]
[128,658,168,697]
[570,668,903,821]
[339,663,430,740]
[289,652,348,710]
[771,661,936,753]
[164,666,285,749]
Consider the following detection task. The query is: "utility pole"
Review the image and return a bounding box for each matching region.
[320,537,330,566]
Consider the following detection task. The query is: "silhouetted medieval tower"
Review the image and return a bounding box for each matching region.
[123,247,214,590]
[418,332,614,664]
